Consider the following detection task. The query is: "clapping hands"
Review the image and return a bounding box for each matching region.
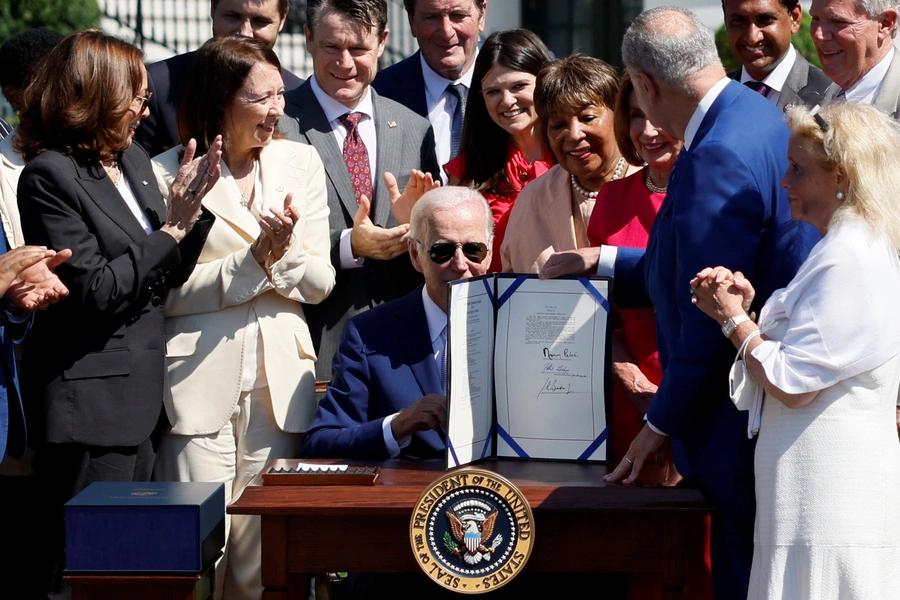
[0,246,72,312]
[251,194,301,266]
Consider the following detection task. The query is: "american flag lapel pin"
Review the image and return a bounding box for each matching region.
[388,121,397,128]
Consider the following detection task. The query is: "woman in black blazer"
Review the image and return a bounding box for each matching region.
[14,29,221,597]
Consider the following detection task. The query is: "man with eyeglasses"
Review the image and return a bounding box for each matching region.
[301,186,492,459]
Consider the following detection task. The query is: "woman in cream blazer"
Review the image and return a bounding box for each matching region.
[151,37,334,600]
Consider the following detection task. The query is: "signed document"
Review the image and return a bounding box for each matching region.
[445,275,609,468]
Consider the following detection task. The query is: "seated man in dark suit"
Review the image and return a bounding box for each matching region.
[302,186,492,459]
[372,0,486,178]
[723,0,830,109]
[136,0,303,156]
[281,0,441,385]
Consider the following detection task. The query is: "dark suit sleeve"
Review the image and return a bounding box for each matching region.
[301,318,391,459]
[166,207,215,289]
[612,247,652,308]
[646,142,770,438]
[18,158,182,317]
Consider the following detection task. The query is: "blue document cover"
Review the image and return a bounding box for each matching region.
[65,482,225,573]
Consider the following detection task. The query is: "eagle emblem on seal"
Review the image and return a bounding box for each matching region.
[444,499,504,564]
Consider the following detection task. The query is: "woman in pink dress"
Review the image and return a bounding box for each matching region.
[445,29,553,273]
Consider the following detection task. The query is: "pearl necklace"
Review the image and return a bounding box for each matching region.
[643,168,667,193]
[570,157,626,199]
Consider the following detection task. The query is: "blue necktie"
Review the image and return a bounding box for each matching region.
[447,83,468,159]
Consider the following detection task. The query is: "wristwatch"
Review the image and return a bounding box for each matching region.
[721,314,751,338]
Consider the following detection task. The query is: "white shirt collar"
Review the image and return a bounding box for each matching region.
[683,77,731,151]
[309,74,376,124]
[843,46,895,105]
[421,285,448,347]
[740,43,797,92]
[420,52,477,105]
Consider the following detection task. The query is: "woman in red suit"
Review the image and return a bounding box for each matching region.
[587,73,711,600]
[445,29,553,272]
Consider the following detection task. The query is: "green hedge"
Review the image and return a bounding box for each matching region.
[0,0,101,46]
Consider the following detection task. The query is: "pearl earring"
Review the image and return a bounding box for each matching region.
[836,191,845,200]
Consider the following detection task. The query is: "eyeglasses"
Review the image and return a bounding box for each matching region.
[415,240,489,264]
[133,92,153,111]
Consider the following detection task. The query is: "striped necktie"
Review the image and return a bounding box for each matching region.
[446,83,468,159]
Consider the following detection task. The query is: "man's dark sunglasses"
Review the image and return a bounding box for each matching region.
[416,240,489,264]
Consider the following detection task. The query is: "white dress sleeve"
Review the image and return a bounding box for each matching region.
[751,214,900,394]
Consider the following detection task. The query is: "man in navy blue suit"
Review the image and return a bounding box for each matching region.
[302,186,492,459]
[372,0,486,177]
[136,0,304,157]
[543,7,818,600]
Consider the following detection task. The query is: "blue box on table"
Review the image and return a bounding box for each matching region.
[65,482,225,573]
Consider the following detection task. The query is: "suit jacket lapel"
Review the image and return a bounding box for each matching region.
[286,83,360,221]
[78,150,151,242]
[372,90,399,228]
[875,51,900,117]
[823,80,842,103]
[259,140,298,215]
[397,289,441,396]
[403,52,429,118]
[120,145,165,229]
[779,58,806,109]
[541,167,575,251]
[201,161,259,242]
[646,83,739,265]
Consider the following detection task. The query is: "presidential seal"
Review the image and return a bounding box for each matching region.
[409,468,534,594]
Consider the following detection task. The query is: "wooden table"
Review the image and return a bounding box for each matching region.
[64,559,215,600]
[230,459,712,600]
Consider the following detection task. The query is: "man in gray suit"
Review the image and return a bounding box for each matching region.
[723,0,831,109]
[810,0,900,117]
[281,0,440,384]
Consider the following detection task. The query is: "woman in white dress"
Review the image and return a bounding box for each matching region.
[691,102,900,600]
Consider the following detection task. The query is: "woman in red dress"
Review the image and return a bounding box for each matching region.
[445,29,553,272]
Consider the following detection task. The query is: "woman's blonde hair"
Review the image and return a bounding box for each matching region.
[786,103,900,248]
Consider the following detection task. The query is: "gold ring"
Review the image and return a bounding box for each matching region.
[624,456,634,465]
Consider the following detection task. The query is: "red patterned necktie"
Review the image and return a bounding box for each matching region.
[339,112,373,204]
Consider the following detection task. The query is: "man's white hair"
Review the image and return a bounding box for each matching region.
[857,1,899,37]
[409,186,493,243]
[621,6,722,93]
